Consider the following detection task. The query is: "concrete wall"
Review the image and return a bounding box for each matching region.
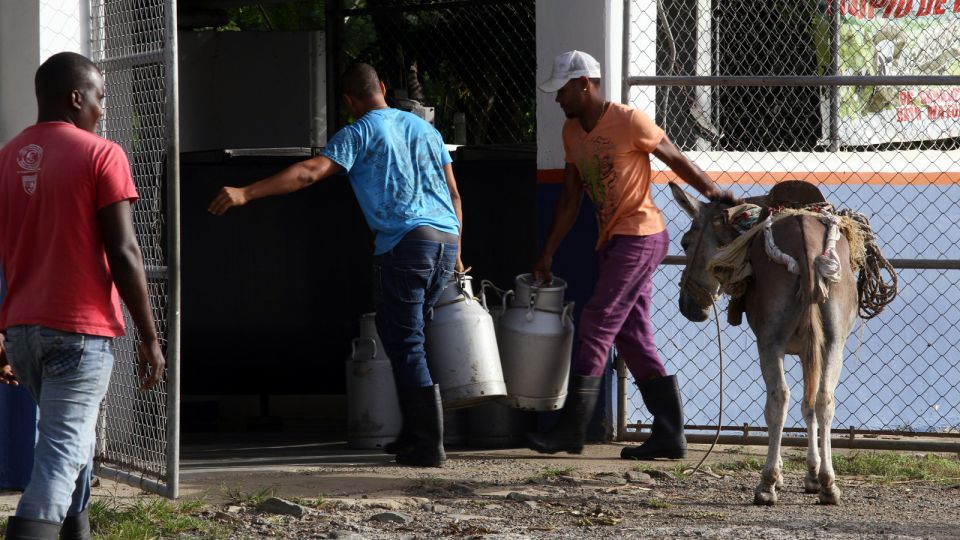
[0,1,88,145]
[535,0,625,172]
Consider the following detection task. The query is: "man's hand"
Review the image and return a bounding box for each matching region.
[0,341,18,386]
[703,187,741,205]
[208,186,249,216]
[137,339,166,390]
[455,254,466,273]
[532,253,554,285]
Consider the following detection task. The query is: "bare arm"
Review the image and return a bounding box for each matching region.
[208,155,344,215]
[653,135,721,199]
[443,164,465,272]
[99,200,165,389]
[533,163,584,283]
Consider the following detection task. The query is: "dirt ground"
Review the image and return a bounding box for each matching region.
[6,442,951,539]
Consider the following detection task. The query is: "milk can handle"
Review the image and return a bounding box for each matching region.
[561,302,576,329]
[350,337,378,361]
[526,290,538,322]
[456,271,471,305]
[479,279,498,311]
[502,290,514,313]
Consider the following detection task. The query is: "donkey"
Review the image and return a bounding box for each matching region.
[669,182,858,505]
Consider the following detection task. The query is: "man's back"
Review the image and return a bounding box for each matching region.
[0,121,137,337]
[323,108,460,254]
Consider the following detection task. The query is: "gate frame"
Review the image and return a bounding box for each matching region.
[91,0,181,499]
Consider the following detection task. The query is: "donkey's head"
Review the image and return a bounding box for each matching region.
[669,182,739,322]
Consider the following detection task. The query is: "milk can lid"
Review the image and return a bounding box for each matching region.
[516,273,567,291]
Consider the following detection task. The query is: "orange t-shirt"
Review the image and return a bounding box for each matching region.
[563,102,666,249]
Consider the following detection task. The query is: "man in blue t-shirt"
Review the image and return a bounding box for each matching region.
[209,63,463,468]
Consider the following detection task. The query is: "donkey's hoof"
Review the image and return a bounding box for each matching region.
[775,475,784,490]
[753,486,778,506]
[803,476,821,494]
[818,485,841,505]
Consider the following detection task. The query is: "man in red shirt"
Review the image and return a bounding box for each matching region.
[0,52,164,540]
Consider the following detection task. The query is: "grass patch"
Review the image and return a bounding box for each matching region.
[540,466,576,478]
[222,485,276,506]
[832,453,960,484]
[710,456,766,474]
[289,494,326,509]
[644,498,671,510]
[89,497,228,540]
[0,517,6,536]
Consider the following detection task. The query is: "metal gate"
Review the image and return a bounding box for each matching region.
[89,0,181,497]
[619,0,960,451]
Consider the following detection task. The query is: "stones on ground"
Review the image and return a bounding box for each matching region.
[557,475,583,485]
[522,500,538,510]
[420,502,449,513]
[214,511,243,524]
[369,511,412,524]
[625,471,656,485]
[484,504,503,510]
[506,492,532,502]
[596,472,626,484]
[226,505,242,514]
[644,469,676,481]
[327,531,366,540]
[258,497,307,518]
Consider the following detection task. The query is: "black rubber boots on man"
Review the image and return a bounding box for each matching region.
[526,374,688,460]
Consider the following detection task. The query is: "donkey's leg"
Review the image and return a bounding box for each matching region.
[801,398,821,493]
[754,346,789,506]
[816,340,845,505]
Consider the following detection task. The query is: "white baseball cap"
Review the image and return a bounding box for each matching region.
[538,50,602,93]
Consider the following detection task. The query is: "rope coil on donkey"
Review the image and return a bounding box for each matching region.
[709,203,897,318]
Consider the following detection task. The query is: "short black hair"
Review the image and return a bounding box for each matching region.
[35,52,100,105]
[341,63,382,99]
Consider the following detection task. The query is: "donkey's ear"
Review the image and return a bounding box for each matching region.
[669,181,703,219]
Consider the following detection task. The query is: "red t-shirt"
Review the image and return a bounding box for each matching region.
[0,122,139,337]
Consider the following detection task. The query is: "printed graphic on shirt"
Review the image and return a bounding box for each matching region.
[576,136,616,231]
[16,144,43,195]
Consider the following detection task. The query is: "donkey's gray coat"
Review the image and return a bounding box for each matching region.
[670,182,858,505]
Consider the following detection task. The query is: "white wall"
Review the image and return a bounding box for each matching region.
[536,0,624,171]
[0,3,40,144]
[0,1,88,145]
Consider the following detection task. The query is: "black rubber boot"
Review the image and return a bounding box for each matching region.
[526,375,602,454]
[395,384,445,467]
[620,374,688,460]
[4,516,60,540]
[59,509,90,540]
[385,387,446,462]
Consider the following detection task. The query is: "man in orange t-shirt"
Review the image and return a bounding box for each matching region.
[528,51,729,460]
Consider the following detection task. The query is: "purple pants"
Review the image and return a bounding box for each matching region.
[574,230,670,381]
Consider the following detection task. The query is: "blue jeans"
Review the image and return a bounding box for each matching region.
[4,325,114,523]
[374,240,458,390]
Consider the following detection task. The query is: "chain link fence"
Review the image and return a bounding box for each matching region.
[329,0,535,145]
[621,0,960,448]
[90,0,180,497]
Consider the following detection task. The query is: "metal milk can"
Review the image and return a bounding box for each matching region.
[424,274,507,409]
[497,273,575,411]
[346,313,402,449]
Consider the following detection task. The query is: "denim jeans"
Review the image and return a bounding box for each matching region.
[4,325,114,523]
[373,239,458,390]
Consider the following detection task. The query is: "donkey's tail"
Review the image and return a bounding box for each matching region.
[798,302,824,412]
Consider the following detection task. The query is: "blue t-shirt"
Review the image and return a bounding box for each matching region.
[323,108,460,254]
